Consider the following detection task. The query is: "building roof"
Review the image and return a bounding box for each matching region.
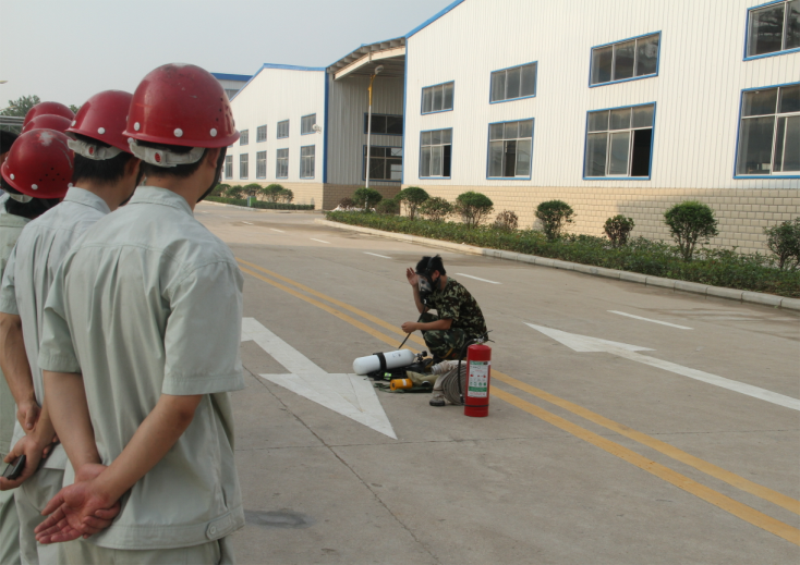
[211,73,253,82]
[327,37,406,80]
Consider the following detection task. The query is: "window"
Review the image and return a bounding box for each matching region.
[300,146,315,178]
[420,129,452,178]
[363,146,403,181]
[239,153,249,179]
[224,155,233,179]
[301,114,316,135]
[737,83,800,176]
[487,119,534,179]
[490,63,537,103]
[277,120,289,139]
[747,1,800,58]
[276,148,288,178]
[421,82,454,114]
[240,129,249,146]
[590,33,660,86]
[257,125,267,142]
[585,104,655,178]
[256,151,267,179]
[364,113,404,135]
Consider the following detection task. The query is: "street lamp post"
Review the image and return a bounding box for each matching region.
[365,65,384,197]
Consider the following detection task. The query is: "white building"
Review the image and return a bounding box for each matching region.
[225,0,799,252]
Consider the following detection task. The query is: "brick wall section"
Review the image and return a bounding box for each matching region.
[410,185,800,255]
[322,184,402,210]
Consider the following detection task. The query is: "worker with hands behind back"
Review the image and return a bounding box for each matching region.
[33,63,245,565]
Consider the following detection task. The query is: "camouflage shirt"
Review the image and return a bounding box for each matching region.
[426,278,487,338]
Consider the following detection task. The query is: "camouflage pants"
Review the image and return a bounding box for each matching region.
[420,313,469,360]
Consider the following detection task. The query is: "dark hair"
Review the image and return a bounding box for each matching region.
[1,177,60,219]
[0,130,18,154]
[71,134,134,185]
[416,255,445,276]
[138,140,207,179]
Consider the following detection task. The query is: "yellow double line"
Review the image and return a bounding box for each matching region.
[237,257,800,546]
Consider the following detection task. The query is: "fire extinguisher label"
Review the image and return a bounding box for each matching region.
[468,361,489,398]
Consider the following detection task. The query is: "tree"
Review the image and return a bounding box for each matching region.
[663,201,719,261]
[70,104,81,115]
[260,184,285,203]
[535,200,574,241]
[353,187,383,210]
[420,197,453,222]
[0,94,40,133]
[603,215,635,247]
[397,186,429,220]
[764,218,800,270]
[455,192,494,228]
[225,185,244,199]
[279,188,294,203]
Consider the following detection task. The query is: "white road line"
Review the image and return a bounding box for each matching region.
[241,221,253,225]
[609,310,693,330]
[270,228,285,233]
[455,273,501,284]
[364,252,392,259]
[310,238,330,244]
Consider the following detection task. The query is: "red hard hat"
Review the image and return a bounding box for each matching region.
[0,129,73,199]
[123,63,239,148]
[22,101,74,127]
[21,114,72,134]
[67,90,133,154]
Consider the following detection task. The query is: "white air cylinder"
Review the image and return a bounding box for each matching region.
[353,349,416,375]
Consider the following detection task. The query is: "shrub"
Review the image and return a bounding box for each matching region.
[764,218,800,270]
[353,187,383,209]
[535,200,574,241]
[495,210,519,232]
[211,183,230,197]
[376,198,400,215]
[205,196,313,210]
[338,197,355,209]
[420,197,452,222]
[260,183,285,203]
[604,215,636,247]
[225,185,244,199]
[279,188,294,203]
[397,186,430,220]
[242,183,262,196]
[664,201,719,261]
[455,191,494,228]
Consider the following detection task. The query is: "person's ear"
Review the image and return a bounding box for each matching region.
[204,148,221,168]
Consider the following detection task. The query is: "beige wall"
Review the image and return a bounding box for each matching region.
[410,185,800,255]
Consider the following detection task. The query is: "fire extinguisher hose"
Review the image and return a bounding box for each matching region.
[439,364,468,406]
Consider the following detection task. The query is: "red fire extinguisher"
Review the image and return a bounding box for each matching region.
[464,341,491,417]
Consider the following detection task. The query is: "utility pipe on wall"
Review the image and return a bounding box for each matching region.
[365,65,384,196]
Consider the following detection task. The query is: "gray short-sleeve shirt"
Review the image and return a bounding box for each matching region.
[38,186,245,550]
[0,187,110,469]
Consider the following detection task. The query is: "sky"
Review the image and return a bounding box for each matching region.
[0,0,455,109]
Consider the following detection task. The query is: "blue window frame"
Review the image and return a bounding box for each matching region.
[256,125,267,142]
[589,32,661,87]
[745,0,800,60]
[584,103,656,180]
[486,119,534,180]
[277,120,289,139]
[362,146,403,182]
[300,145,315,179]
[224,155,232,179]
[239,153,249,179]
[734,82,800,178]
[420,128,452,178]
[301,114,316,136]
[239,129,249,146]
[276,148,288,178]
[490,62,537,104]
[256,150,267,179]
[421,82,454,114]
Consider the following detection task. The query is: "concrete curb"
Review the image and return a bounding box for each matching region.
[316,219,800,312]
[204,201,321,214]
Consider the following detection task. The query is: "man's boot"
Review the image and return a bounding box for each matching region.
[429,391,446,407]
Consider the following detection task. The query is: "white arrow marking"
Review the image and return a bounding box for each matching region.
[241,318,397,438]
[525,323,800,412]
[456,273,501,284]
[609,310,693,330]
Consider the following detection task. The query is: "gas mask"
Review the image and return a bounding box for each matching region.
[417,273,438,305]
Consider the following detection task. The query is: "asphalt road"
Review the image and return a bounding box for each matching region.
[196,202,800,565]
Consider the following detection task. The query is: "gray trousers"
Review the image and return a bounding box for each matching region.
[15,467,64,565]
[62,536,236,565]
[0,451,21,565]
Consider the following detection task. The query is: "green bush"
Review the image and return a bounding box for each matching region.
[495,210,519,232]
[397,186,430,220]
[419,197,452,222]
[279,188,294,203]
[205,196,314,210]
[260,183,285,203]
[225,185,244,199]
[604,215,636,247]
[353,187,383,209]
[324,212,800,298]
[376,198,400,215]
[535,200,574,241]
[664,201,719,261]
[211,184,230,197]
[338,197,355,209]
[455,191,494,228]
[764,218,800,270]
[242,183,262,196]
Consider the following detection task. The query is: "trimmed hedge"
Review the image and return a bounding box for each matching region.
[206,196,314,210]
[325,211,800,298]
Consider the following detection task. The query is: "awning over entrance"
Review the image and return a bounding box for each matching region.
[328,38,406,80]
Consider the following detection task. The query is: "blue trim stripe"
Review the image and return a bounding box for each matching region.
[323,74,329,184]
[211,73,252,82]
[406,0,466,38]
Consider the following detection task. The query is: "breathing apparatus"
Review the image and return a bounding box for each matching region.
[417,255,444,306]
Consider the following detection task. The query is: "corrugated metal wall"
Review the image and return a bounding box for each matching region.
[228,67,326,185]
[327,75,405,186]
[404,0,800,190]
